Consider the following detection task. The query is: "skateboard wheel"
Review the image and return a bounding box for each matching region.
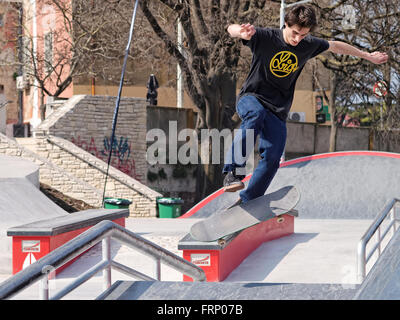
[277,216,285,223]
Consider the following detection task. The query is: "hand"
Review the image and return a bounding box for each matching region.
[368,51,389,64]
[239,23,256,40]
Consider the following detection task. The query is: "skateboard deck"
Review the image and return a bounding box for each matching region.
[190,185,300,242]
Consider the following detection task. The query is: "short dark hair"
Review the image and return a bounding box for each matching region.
[284,4,317,31]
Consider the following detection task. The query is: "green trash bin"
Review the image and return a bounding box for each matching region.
[104,198,132,209]
[157,197,184,218]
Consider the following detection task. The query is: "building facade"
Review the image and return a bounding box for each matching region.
[0,1,20,134]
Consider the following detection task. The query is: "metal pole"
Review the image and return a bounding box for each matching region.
[102,0,139,205]
[279,1,286,162]
[380,100,386,130]
[357,241,367,283]
[280,0,285,29]
[39,266,52,300]
[154,257,161,280]
[102,237,112,290]
[40,276,49,300]
[377,227,381,256]
[177,10,183,108]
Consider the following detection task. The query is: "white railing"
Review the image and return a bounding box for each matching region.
[357,198,400,282]
[0,220,205,300]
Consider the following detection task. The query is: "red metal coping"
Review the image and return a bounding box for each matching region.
[179,151,400,219]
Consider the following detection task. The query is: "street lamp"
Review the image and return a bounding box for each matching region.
[280,0,312,29]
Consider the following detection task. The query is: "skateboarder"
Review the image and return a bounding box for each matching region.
[222,4,388,205]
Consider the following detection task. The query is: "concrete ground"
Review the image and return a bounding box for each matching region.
[0,216,381,300]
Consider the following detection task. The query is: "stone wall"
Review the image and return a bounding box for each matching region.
[0,94,6,134]
[36,95,147,183]
[29,95,162,217]
[0,132,161,217]
[38,135,160,217]
[0,132,102,207]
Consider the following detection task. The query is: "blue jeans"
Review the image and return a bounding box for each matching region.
[223,95,287,203]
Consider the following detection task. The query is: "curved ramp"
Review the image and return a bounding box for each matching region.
[181,151,400,219]
[0,156,67,227]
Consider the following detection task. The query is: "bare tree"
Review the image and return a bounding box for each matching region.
[313,0,400,151]
[139,0,281,199]
[12,0,156,115]
[19,0,79,111]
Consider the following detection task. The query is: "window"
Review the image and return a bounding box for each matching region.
[0,14,4,27]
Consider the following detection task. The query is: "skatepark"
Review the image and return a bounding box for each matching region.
[0,151,400,299]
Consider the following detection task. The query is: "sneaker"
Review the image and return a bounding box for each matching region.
[223,171,245,192]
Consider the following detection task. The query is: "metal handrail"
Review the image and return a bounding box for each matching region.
[0,220,206,300]
[357,198,400,282]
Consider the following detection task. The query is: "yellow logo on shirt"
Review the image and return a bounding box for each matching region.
[269,51,298,78]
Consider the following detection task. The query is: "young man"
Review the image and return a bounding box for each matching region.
[222,4,388,205]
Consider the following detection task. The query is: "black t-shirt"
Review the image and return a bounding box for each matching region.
[238,27,330,121]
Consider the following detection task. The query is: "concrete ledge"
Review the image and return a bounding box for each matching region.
[7,208,129,274]
[7,208,129,236]
[179,213,295,282]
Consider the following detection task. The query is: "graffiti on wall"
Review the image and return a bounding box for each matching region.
[71,135,140,181]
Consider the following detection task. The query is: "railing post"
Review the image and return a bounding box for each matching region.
[102,236,112,290]
[40,276,49,300]
[390,208,397,236]
[357,241,366,283]
[377,226,381,256]
[39,266,52,300]
[154,258,161,280]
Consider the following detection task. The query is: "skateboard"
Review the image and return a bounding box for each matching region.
[190,185,300,242]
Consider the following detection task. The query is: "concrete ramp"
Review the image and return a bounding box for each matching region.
[182,151,400,220]
[0,156,67,273]
[0,178,68,227]
[98,280,358,300]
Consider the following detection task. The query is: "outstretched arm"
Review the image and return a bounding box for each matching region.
[328,41,388,64]
[227,23,256,40]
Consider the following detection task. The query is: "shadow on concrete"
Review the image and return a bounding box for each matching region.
[224,232,318,282]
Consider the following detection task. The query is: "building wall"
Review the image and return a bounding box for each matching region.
[290,60,332,124]
[21,0,73,128]
[73,84,197,111]
[0,3,19,126]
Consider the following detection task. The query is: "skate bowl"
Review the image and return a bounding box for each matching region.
[181,151,400,220]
